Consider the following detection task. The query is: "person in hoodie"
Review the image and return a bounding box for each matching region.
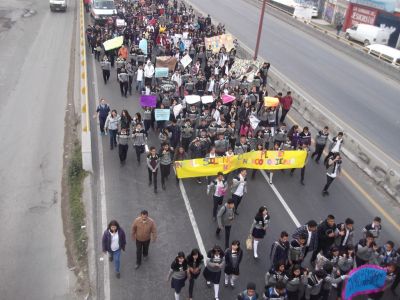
[270,231,290,268]
[250,206,271,259]
[224,240,243,289]
[102,220,126,279]
[166,252,189,300]
[203,245,225,300]
[283,265,308,300]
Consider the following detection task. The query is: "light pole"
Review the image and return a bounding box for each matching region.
[254,0,267,61]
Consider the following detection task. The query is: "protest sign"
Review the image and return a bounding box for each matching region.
[175,150,307,178]
[264,97,280,107]
[173,104,183,118]
[139,38,148,56]
[172,34,192,49]
[140,95,157,107]
[103,36,124,51]
[185,95,201,104]
[204,34,235,53]
[180,54,192,68]
[201,95,214,104]
[249,115,260,130]
[116,19,127,27]
[156,56,178,72]
[343,265,387,300]
[221,94,235,104]
[230,58,262,82]
[154,109,170,121]
[155,67,169,78]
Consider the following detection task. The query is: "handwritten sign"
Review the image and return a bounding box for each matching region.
[343,265,387,300]
[204,34,235,53]
[180,54,192,68]
[154,109,170,121]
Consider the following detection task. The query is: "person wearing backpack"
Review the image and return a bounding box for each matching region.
[207,172,228,221]
[216,199,235,249]
[237,282,259,300]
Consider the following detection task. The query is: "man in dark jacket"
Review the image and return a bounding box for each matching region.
[292,220,318,259]
[270,231,289,268]
[311,215,337,264]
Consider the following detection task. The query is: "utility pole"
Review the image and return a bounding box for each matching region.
[254,0,267,61]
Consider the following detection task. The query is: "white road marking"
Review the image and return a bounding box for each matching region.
[91,55,111,300]
[176,171,208,262]
[260,170,301,227]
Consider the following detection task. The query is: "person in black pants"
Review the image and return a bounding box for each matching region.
[311,126,329,163]
[216,199,236,249]
[187,249,204,300]
[147,147,160,193]
[94,98,110,134]
[116,129,130,164]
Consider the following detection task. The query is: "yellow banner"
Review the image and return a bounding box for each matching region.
[175,150,307,178]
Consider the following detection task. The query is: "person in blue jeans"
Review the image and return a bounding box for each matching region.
[105,110,120,150]
[102,220,126,278]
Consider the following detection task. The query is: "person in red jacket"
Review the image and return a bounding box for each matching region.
[279,91,293,123]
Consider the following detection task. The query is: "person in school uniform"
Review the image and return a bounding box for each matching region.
[249,206,270,259]
[230,169,247,215]
[166,252,189,300]
[116,128,130,164]
[187,249,204,300]
[224,241,243,289]
[207,172,228,221]
[203,245,225,300]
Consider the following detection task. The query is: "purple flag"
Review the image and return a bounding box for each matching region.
[140,95,157,107]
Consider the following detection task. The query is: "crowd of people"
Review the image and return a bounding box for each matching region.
[91,0,399,299]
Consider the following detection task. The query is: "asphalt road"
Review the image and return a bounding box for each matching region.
[186,0,400,163]
[89,59,400,300]
[0,0,77,299]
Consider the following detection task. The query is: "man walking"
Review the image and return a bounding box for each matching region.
[100,56,111,84]
[93,98,110,135]
[131,210,157,269]
[207,172,228,221]
[118,68,129,97]
[322,153,342,196]
[324,132,344,165]
[216,199,235,249]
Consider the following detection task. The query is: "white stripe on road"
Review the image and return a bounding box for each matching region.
[260,170,301,227]
[177,176,208,263]
[91,54,111,300]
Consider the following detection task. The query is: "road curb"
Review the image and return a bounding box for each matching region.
[79,0,93,172]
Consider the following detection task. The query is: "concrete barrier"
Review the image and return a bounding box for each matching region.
[79,0,92,172]
[267,67,400,202]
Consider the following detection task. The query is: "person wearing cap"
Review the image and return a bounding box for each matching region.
[237,282,259,300]
[131,210,157,269]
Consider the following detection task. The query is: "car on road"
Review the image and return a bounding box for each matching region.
[345,24,391,46]
[49,0,67,12]
[90,0,117,23]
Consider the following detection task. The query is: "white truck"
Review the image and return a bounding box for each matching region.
[345,24,393,46]
[49,0,67,12]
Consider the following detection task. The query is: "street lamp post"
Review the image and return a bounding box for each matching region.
[254,0,267,61]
